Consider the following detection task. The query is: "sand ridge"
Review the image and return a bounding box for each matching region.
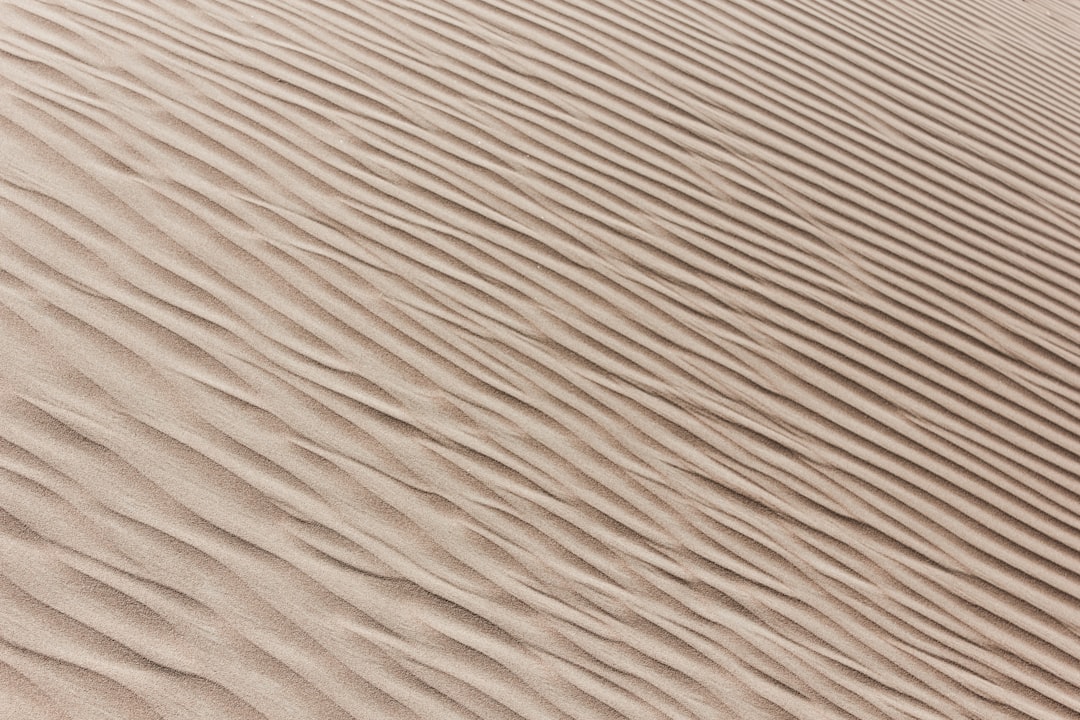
[1,0,1079,717]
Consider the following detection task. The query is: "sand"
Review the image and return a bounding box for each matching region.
[1,0,1079,717]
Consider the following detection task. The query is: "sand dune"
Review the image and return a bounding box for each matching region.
[1,0,1079,717]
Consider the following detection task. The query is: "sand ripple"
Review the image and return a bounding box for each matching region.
[1,0,1079,717]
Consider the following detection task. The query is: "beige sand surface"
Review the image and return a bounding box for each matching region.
[1,0,1079,717]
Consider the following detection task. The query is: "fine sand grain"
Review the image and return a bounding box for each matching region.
[1,0,1079,718]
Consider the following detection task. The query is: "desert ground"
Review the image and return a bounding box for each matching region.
[1,0,1079,717]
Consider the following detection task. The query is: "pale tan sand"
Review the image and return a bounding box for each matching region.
[1,0,1079,717]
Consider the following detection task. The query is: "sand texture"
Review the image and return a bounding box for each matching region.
[1,0,1079,717]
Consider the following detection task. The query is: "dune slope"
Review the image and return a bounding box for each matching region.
[1,0,1079,717]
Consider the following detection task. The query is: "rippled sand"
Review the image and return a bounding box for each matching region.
[1,0,1079,717]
